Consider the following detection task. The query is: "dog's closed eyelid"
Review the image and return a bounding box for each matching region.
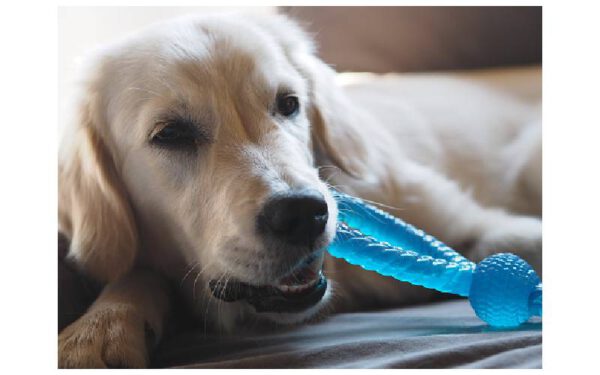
[150,107,213,134]
[148,117,212,150]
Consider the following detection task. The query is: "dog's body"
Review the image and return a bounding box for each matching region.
[58,13,541,368]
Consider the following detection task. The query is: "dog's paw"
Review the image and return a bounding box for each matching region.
[58,304,149,368]
[472,216,542,275]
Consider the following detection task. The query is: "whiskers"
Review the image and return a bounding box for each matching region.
[190,259,219,300]
[178,259,217,299]
[200,269,234,336]
[323,178,406,229]
[179,261,200,288]
[317,164,341,182]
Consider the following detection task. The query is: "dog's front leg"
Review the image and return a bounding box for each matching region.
[58,268,170,368]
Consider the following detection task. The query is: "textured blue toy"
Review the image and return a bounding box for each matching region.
[329,190,542,328]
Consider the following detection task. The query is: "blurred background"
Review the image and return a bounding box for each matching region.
[58,6,541,130]
[284,6,541,72]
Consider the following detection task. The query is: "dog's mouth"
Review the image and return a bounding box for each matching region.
[209,252,327,313]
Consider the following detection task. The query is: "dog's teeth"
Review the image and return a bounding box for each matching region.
[275,272,323,293]
[276,283,315,293]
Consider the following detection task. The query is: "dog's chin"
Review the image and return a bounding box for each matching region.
[209,250,331,326]
[203,282,331,335]
[254,281,332,325]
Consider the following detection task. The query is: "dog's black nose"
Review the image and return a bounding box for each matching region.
[258,189,329,247]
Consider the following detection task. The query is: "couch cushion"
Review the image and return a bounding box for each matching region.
[281,6,542,73]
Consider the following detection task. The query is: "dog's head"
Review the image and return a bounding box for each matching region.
[59,13,367,330]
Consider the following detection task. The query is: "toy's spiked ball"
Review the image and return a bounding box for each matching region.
[329,190,542,328]
[469,253,541,327]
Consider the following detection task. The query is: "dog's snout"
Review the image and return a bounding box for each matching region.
[258,189,329,247]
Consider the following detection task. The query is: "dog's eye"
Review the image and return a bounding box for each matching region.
[150,122,197,149]
[276,94,300,117]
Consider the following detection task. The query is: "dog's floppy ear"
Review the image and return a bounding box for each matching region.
[297,53,369,178]
[59,89,138,283]
[254,13,369,177]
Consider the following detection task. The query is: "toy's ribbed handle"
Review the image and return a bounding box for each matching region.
[329,223,475,296]
[333,191,469,265]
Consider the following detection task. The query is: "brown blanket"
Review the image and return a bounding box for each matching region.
[153,301,541,369]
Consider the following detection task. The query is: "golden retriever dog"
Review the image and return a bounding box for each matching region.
[58,12,542,368]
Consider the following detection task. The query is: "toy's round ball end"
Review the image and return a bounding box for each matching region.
[469,253,541,328]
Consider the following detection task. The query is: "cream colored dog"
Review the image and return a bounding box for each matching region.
[58,12,542,368]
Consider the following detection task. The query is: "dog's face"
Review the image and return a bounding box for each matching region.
[115,15,338,325]
[60,14,366,330]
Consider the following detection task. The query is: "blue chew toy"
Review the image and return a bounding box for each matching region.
[328,190,542,328]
